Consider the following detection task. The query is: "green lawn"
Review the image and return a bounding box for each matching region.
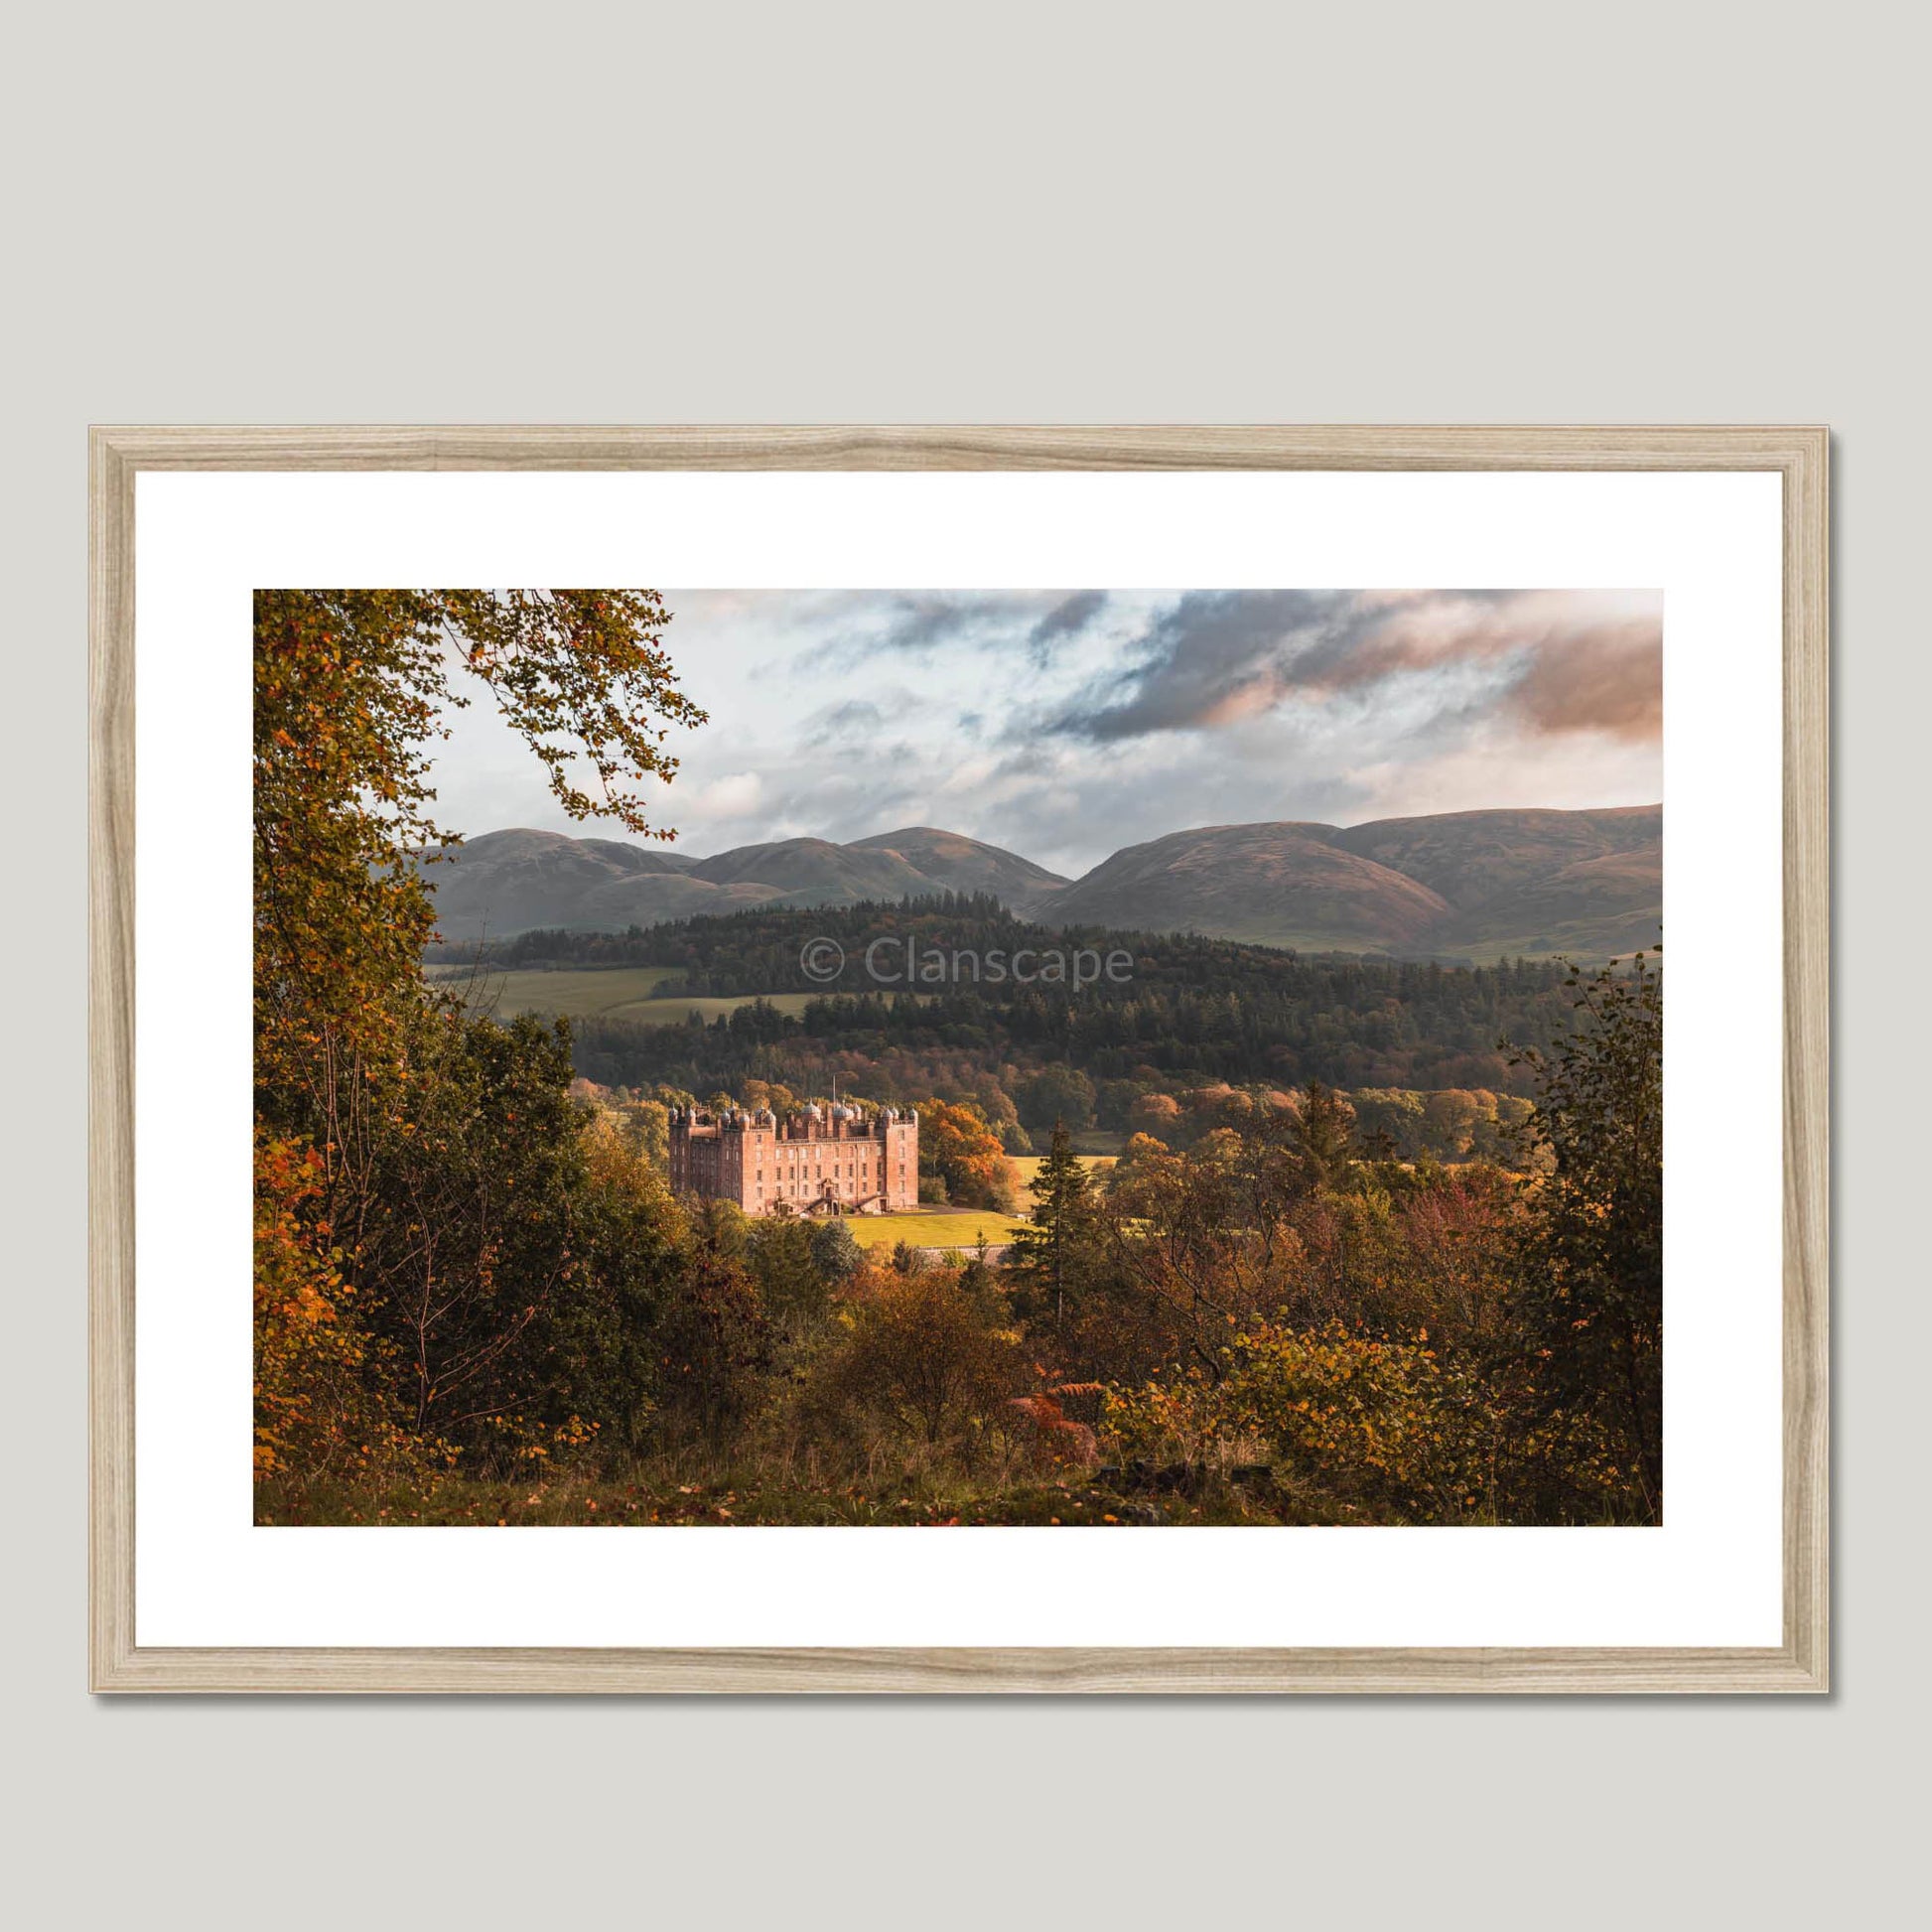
[1009,1150,1117,1192]
[845,1207,1033,1251]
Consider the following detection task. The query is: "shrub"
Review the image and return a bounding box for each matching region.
[1105,1318,1498,1522]
[810,1266,1025,1450]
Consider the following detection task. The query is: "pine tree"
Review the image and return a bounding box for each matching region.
[1008,1119,1097,1328]
[1296,1080,1357,1184]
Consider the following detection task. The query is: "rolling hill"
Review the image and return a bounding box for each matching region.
[687,836,941,905]
[423,825,1064,941]
[1034,823,1454,952]
[1329,806,1660,911]
[423,807,1660,961]
[848,826,1069,912]
[1430,843,1663,960]
[420,828,779,941]
[1034,807,1659,959]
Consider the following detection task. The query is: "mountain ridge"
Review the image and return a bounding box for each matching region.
[422,806,1661,962]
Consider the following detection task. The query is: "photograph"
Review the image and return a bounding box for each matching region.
[254,585,1664,1531]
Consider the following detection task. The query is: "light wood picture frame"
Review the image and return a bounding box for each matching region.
[89,425,1829,1694]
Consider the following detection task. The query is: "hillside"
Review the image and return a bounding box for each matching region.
[419,828,736,941]
[1431,845,1663,959]
[1331,807,1661,960]
[688,836,939,904]
[424,806,1661,960]
[848,826,1069,912]
[1035,807,1659,960]
[423,824,1063,941]
[1330,805,1659,910]
[1035,823,1454,951]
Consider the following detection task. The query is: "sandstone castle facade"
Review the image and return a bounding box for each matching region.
[667,1098,918,1218]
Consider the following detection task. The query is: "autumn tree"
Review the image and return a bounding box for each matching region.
[255,589,704,1105]
[916,1098,1018,1210]
[1351,1088,1425,1161]
[1106,1319,1499,1523]
[748,1216,832,1338]
[252,1130,422,1493]
[814,1265,1024,1450]
[1127,1091,1183,1142]
[1506,952,1664,1517]
[1094,1129,1311,1379]
[1397,1163,1518,1350]
[327,1010,614,1455]
[739,1077,799,1118]
[651,1249,771,1446]
[253,589,706,1490]
[1420,1089,1482,1161]
[1015,1064,1097,1135]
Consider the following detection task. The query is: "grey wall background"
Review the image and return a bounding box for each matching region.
[4,2,1921,1923]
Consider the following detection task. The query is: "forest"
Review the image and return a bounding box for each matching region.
[255,590,1663,1528]
[448,897,1581,1105]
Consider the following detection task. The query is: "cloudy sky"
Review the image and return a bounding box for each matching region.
[428,589,1663,878]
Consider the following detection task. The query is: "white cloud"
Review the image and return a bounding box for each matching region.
[425,589,1662,874]
[687,770,763,819]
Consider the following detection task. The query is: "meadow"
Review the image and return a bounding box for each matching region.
[1009,1150,1117,1192]
[429,964,820,1026]
[844,1206,1033,1252]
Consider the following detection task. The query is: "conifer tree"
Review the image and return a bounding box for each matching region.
[1008,1119,1097,1328]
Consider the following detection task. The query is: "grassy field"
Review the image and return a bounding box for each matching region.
[431,965,819,1026]
[1009,1150,1118,1192]
[845,1207,1033,1251]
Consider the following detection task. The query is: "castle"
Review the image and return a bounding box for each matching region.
[667,1096,918,1218]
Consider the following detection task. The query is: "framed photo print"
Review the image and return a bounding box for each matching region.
[90,425,1827,1692]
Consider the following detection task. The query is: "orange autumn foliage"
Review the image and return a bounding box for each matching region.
[916,1097,1018,1211]
[253,1132,441,1488]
